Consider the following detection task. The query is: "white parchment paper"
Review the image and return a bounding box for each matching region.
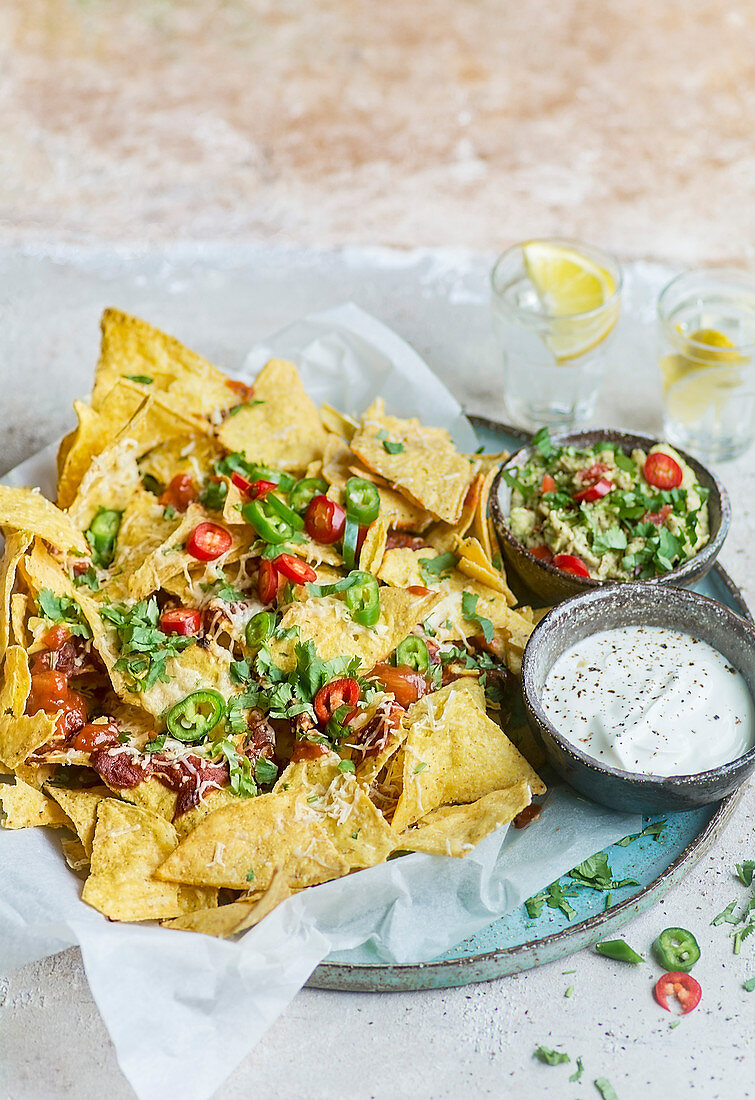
[0,305,641,1100]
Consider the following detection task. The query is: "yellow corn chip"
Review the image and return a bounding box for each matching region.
[10,593,28,649]
[390,681,545,833]
[139,432,221,491]
[321,435,432,531]
[0,531,32,665]
[82,799,217,922]
[217,359,329,472]
[320,403,359,441]
[455,536,515,602]
[0,487,88,555]
[350,399,477,524]
[0,777,71,830]
[155,790,350,891]
[91,308,235,417]
[62,836,90,872]
[397,781,532,857]
[0,647,59,769]
[270,588,440,673]
[307,771,398,869]
[359,514,389,576]
[56,389,140,509]
[163,872,293,937]
[472,461,505,562]
[66,435,142,532]
[46,784,112,855]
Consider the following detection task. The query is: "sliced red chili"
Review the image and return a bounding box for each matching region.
[274,553,317,585]
[552,553,591,578]
[186,522,232,561]
[644,451,683,490]
[314,677,361,724]
[231,472,276,498]
[654,972,702,1014]
[574,476,613,503]
[160,607,202,636]
[529,544,554,563]
[305,495,346,544]
[257,558,281,604]
[159,473,198,512]
[541,474,556,494]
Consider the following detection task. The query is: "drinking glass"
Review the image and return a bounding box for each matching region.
[490,239,622,432]
[658,269,755,462]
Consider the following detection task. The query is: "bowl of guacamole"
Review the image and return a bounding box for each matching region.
[491,428,730,603]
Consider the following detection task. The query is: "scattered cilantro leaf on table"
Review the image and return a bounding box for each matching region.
[534,1046,570,1065]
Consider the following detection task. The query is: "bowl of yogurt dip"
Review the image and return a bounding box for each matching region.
[521,584,755,813]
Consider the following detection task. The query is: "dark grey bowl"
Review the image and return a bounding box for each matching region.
[521,584,755,813]
[490,429,731,605]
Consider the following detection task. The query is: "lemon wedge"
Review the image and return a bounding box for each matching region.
[662,328,748,425]
[522,242,619,361]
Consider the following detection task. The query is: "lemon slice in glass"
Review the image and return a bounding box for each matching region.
[522,242,619,361]
[663,328,746,425]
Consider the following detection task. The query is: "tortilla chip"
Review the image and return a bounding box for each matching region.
[217,359,329,472]
[359,515,389,576]
[82,799,217,922]
[455,536,515,602]
[10,593,28,649]
[0,486,88,555]
[125,503,239,600]
[270,587,440,673]
[66,435,142,532]
[162,872,293,937]
[0,531,32,665]
[397,781,532,857]
[0,777,71,829]
[139,432,221,491]
[309,771,397,869]
[350,399,477,524]
[46,784,112,855]
[56,389,140,509]
[321,435,432,531]
[0,647,59,769]
[320,403,358,441]
[103,489,182,595]
[117,778,237,838]
[472,461,505,562]
[390,681,545,833]
[155,790,350,891]
[61,835,90,872]
[91,308,235,417]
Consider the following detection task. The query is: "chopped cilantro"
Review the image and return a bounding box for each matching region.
[731,921,755,954]
[383,439,405,454]
[743,976,755,993]
[532,426,557,459]
[613,450,636,473]
[144,733,167,753]
[413,762,427,774]
[525,890,546,919]
[569,1056,584,1081]
[461,591,495,643]
[163,504,177,520]
[72,565,100,592]
[101,597,195,691]
[117,732,131,744]
[711,900,739,926]
[36,589,92,639]
[213,738,257,798]
[616,819,667,846]
[254,757,279,786]
[337,759,356,773]
[594,1077,619,1100]
[228,400,264,416]
[199,477,228,512]
[246,868,255,883]
[500,468,531,497]
[546,881,577,919]
[126,374,153,385]
[736,860,755,887]
[418,551,457,584]
[533,1045,570,1065]
[592,526,628,556]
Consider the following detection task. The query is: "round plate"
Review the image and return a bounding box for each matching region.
[306,418,749,992]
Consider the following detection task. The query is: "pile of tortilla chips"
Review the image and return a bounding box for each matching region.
[0,309,545,939]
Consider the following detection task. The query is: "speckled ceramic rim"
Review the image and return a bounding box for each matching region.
[490,427,731,593]
[521,583,755,787]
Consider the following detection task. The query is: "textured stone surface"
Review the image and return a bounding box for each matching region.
[0,245,754,1099]
[2,1,755,262]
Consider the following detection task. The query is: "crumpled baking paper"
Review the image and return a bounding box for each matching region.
[0,304,641,1100]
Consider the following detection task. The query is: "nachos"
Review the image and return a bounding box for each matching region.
[0,309,545,936]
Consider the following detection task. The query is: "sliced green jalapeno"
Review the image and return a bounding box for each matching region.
[342,515,361,570]
[344,477,380,525]
[245,610,276,650]
[595,939,643,964]
[395,635,430,673]
[653,927,700,972]
[242,499,294,544]
[344,571,380,627]
[266,493,304,531]
[166,690,226,742]
[289,477,328,514]
[85,508,122,568]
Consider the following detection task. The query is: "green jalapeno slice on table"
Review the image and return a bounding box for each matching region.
[166,690,226,742]
[652,927,700,972]
[595,939,643,964]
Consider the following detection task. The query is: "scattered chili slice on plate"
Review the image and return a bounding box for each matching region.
[655,971,702,1014]
[644,451,683,490]
[186,522,232,561]
[652,927,700,972]
[552,553,591,578]
[159,607,202,636]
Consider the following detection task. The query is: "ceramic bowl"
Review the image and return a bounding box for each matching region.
[521,584,755,813]
[490,429,730,605]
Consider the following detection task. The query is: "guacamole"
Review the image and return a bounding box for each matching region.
[504,429,710,581]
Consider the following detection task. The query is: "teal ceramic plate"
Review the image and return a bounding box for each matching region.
[307,418,749,992]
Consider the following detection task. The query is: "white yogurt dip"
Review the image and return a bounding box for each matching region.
[542,624,755,776]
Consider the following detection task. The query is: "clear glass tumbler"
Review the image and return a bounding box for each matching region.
[658,269,755,462]
[490,238,622,432]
